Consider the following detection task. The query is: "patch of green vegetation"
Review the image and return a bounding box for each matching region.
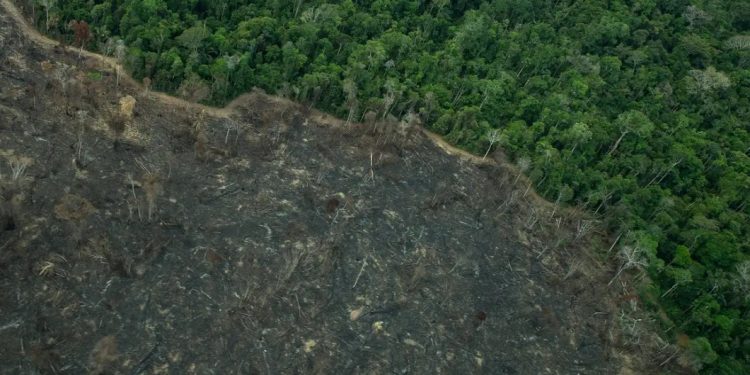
[86,71,102,81]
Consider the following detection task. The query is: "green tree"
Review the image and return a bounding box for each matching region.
[607,110,654,156]
[176,23,209,54]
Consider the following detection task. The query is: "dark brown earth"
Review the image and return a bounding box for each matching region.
[0,3,652,374]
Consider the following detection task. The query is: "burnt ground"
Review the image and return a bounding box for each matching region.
[0,6,651,375]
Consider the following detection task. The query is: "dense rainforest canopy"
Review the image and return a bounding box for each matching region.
[26,0,750,372]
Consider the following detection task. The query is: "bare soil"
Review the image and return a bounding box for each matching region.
[0,3,647,374]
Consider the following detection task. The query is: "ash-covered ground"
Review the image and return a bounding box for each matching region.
[0,4,642,374]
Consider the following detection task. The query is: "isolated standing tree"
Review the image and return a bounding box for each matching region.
[69,20,91,57]
[483,129,500,159]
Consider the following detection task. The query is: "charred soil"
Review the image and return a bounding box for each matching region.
[0,4,650,374]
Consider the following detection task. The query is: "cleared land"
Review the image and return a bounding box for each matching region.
[0,4,645,374]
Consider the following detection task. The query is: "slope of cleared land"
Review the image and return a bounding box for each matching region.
[0,4,650,374]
